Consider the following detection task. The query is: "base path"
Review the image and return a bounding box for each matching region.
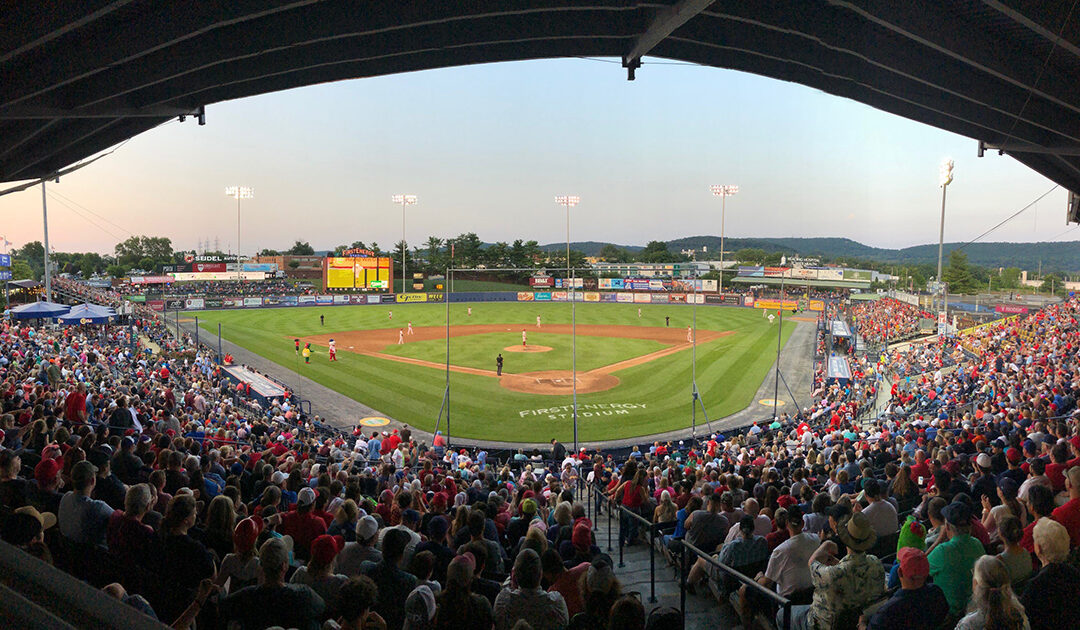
[302,324,733,395]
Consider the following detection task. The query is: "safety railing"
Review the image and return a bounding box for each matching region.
[677,539,794,630]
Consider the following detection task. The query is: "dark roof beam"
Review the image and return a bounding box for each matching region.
[0,0,325,109]
[685,12,1080,146]
[828,0,1080,116]
[0,105,201,120]
[84,16,635,109]
[981,0,1080,60]
[622,0,714,79]
[0,0,134,64]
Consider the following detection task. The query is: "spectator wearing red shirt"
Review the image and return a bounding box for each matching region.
[279,487,328,561]
[1051,467,1080,548]
[1020,485,1056,553]
[1044,442,1070,493]
[64,383,87,423]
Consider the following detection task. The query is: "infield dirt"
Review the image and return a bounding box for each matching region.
[301,324,732,395]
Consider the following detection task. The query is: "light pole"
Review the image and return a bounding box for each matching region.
[556,195,580,453]
[710,185,738,294]
[936,159,954,322]
[225,186,253,281]
[392,194,418,293]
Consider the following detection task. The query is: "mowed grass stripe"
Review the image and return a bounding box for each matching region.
[187,303,794,441]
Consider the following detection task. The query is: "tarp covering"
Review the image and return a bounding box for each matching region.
[829,320,853,338]
[9,301,69,319]
[58,303,117,325]
[826,356,852,382]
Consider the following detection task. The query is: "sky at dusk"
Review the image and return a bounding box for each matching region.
[1,58,1073,255]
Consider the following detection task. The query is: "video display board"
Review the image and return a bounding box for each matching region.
[325,257,392,289]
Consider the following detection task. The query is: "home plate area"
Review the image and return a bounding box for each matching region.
[500,370,620,395]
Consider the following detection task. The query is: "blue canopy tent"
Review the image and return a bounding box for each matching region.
[9,300,69,319]
[58,303,116,325]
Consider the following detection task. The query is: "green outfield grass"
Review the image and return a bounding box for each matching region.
[186,302,794,442]
[381,332,665,374]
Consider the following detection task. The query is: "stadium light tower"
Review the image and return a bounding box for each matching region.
[225,186,253,281]
[392,194,418,292]
[556,194,581,453]
[936,159,954,316]
[710,185,738,293]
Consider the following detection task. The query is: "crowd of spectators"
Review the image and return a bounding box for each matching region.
[106,279,315,298]
[853,298,930,345]
[5,281,1080,629]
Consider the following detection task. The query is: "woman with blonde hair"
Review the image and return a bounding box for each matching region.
[653,490,677,524]
[955,555,1029,630]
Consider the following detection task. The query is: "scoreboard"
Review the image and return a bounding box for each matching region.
[325,257,392,289]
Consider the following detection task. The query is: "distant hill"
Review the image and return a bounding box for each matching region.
[535,236,1080,271]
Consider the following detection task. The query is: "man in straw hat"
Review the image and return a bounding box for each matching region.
[784,511,884,630]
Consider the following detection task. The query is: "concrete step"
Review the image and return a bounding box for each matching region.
[587,508,744,630]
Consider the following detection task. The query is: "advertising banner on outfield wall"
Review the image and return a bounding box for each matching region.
[600,293,617,302]
[552,291,568,302]
[764,267,789,277]
[705,294,723,304]
[263,296,282,306]
[333,295,350,304]
[529,276,553,288]
[818,269,844,281]
[364,295,379,304]
[651,293,669,303]
[616,292,634,303]
[629,280,651,291]
[633,293,651,303]
[583,278,598,290]
[610,278,626,290]
[205,298,223,308]
[191,262,226,273]
[554,278,583,289]
[995,304,1029,314]
[744,296,755,307]
[395,293,427,303]
[282,296,298,305]
[517,292,534,301]
[312,295,330,304]
[721,295,741,305]
[242,263,277,272]
[598,278,611,290]
[427,293,444,302]
[244,297,262,307]
[130,275,174,284]
[379,294,396,304]
[754,299,798,310]
[534,292,551,301]
[584,292,600,302]
[299,296,316,304]
[737,266,765,277]
[670,293,686,303]
[223,298,242,308]
[148,300,164,312]
[790,268,817,279]
[164,299,185,311]
[809,300,825,312]
[185,298,204,310]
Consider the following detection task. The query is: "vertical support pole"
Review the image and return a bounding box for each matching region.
[41,182,51,302]
[195,316,199,347]
[217,323,222,362]
[648,523,656,603]
[774,277,784,420]
[446,267,451,449]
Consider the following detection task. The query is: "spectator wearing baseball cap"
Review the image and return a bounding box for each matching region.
[867,547,948,630]
[1050,465,1080,547]
[32,454,64,514]
[336,515,382,577]
[279,486,329,561]
[217,516,264,594]
[291,534,348,618]
[927,501,985,618]
[0,449,29,510]
[58,459,114,547]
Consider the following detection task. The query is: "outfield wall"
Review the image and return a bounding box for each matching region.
[156,290,829,312]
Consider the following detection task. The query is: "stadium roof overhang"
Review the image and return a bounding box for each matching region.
[4,1,1080,196]
[732,276,871,290]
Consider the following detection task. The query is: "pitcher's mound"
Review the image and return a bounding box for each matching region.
[500,370,619,395]
[503,345,553,353]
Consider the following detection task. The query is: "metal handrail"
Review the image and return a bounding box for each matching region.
[678,538,793,630]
